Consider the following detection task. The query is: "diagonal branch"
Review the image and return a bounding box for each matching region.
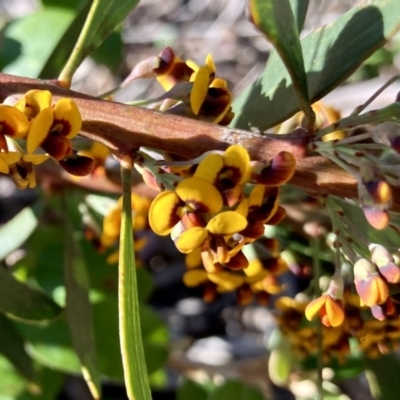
[0,72,398,210]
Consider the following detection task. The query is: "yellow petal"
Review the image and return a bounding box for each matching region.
[183,270,208,287]
[325,297,344,327]
[207,271,244,291]
[186,59,199,74]
[210,78,227,89]
[305,295,326,321]
[190,66,210,115]
[244,258,264,277]
[176,177,222,214]
[149,191,181,235]
[194,153,224,184]
[223,145,251,185]
[0,105,30,139]
[235,198,249,217]
[53,98,82,139]
[206,211,247,235]
[249,184,265,207]
[25,90,52,112]
[22,154,50,165]
[205,54,216,77]
[0,152,21,165]
[175,227,208,253]
[27,108,53,154]
[0,157,9,173]
[185,248,202,269]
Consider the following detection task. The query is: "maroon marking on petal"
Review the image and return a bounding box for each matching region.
[53,119,72,137]
[0,121,15,137]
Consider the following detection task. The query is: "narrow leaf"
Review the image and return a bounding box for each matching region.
[0,267,62,322]
[64,198,101,399]
[59,0,140,84]
[2,7,75,78]
[289,0,309,32]
[232,0,400,130]
[249,0,313,123]
[0,314,36,383]
[119,161,152,400]
[364,354,400,400]
[0,207,37,261]
[39,1,91,78]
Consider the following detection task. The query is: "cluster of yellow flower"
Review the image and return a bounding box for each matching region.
[147,144,296,303]
[126,47,234,125]
[276,293,400,362]
[96,193,151,264]
[0,90,93,189]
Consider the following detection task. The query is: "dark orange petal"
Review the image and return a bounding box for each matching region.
[224,250,249,270]
[41,134,72,161]
[363,207,389,230]
[181,212,205,229]
[265,205,286,225]
[324,297,344,327]
[252,152,296,186]
[59,155,94,176]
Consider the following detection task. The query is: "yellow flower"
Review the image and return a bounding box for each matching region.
[19,90,82,161]
[154,47,194,91]
[354,258,389,307]
[149,177,223,236]
[0,151,49,189]
[154,49,234,125]
[0,105,30,151]
[194,145,251,206]
[101,193,151,248]
[305,294,345,327]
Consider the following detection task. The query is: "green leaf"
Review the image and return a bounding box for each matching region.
[39,1,92,78]
[364,354,400,400]
[289,0,309,32]
[232,0,400,130]
[0,207,37,262]
[0,355,26,399]
[118,163,152,400]
[208,380,264,400]
[1,7,75,78]
[16,367,64,400]
[0,267,62,323]
[267,329,292,386]
[0,314,36,383]
[177,379,208,400]
[21,317,81,374]
[59,0,140,83]
[17,298,167,382]
[64,200,101,399]
[249,0,312,121]
[40,0,86,8]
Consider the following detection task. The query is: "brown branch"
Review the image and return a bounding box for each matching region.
[0,72,399,210]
